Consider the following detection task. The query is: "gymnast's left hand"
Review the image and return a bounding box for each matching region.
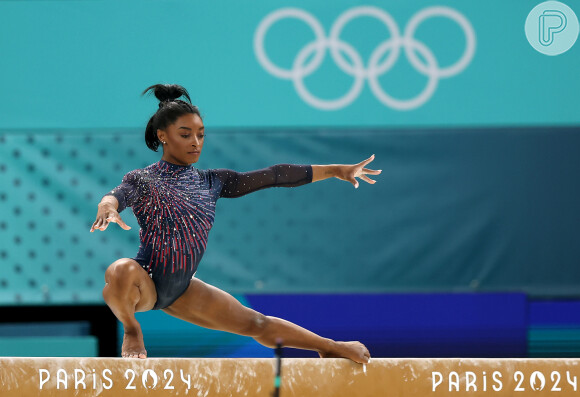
[335,154,382,189]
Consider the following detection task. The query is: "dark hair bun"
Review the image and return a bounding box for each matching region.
[142,84,192,103]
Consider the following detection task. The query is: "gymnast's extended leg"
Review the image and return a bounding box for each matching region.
[102,258,158,358]
[163,278,371,364]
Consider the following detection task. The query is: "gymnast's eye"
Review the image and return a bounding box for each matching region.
[181,135,190,138]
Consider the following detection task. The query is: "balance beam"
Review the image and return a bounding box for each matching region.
[1,358,579,396]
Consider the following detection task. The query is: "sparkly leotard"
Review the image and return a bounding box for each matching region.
[105,160,313,310]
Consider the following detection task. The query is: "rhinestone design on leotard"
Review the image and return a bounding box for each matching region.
[105,159,312,309]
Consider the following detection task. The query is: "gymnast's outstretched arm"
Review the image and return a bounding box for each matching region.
[216,154,381,198]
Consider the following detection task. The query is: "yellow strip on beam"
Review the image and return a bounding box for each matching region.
[1,357,580,396]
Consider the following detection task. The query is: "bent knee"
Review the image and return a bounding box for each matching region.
[105,258,144,283]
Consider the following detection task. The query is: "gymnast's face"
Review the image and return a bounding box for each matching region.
[157,113,205,166]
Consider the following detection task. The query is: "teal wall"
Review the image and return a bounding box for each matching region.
[0,0,578,128]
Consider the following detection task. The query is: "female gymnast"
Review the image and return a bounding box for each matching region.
[90,84,381,363]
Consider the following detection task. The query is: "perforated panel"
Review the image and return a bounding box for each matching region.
[1,126,580,305]
[0,129,334,304]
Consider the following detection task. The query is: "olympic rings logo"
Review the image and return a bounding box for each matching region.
[254,6,476,111]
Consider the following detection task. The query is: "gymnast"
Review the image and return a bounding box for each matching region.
[90,84,381,363]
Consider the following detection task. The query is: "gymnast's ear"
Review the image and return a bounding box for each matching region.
[157,129,167,145]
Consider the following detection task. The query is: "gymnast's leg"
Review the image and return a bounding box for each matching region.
[163,278,371,364]
[102,258,157,358]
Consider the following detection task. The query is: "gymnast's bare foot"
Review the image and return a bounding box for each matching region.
[319,341,371,364]
[122,329,147,359]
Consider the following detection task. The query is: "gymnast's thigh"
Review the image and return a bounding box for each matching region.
[162,278,262,335]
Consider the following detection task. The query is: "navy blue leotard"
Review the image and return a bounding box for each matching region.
[104,159,313,310]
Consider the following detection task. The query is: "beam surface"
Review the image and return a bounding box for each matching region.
[1,357,580,396]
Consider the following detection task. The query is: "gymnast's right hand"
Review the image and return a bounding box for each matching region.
[90,203,131,232]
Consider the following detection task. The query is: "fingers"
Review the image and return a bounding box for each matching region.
[359,175,376,184]
[107,214,132,231]
[114,215,132,230]
[349,163,380,188]
[99,219,111,231]
[90,219,104,232]
[362,168,382,175]
[363,345,371,363]
[90,205,132,232]
[350,174,376,187]
[90,218,109,232]
[360,154,375,166]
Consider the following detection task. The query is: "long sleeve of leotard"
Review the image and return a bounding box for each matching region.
[103,170,140,213]
[214,164,313,198]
